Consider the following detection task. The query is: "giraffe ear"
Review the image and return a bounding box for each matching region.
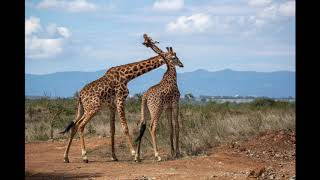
[166,47,170,52]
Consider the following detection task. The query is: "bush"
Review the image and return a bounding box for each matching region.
[251,98,276,107]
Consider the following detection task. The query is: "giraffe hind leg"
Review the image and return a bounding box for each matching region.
[149,106,162,162]
[63,115,86,163]
[116,97,136,158]
[109,104,118,161]
[78,111,98,163]
[63,127,77,163]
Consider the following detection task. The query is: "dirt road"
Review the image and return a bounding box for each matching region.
[25,130,295,179]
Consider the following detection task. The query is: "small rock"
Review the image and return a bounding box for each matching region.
[210,175,217,178]
[269,174,275,179]
[248,166,266,178]
[239,147,246,152]
[169,168,176,171]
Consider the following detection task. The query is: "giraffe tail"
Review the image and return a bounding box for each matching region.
[135,94,147,143]
[59,97,83,134]
[59,121,75,134]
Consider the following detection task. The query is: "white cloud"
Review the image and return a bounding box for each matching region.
[25,16,71,59]
[37,0,96,12]
[153,0,184,11]
[164,1,295,35]
[247,0,272,7]
[257,4,278,20]
[252,1,295,28]
[167,13,211,33]
[25,17,41,36]
[57,27,71,38]
[46,23,58,35]
[26,37,64,59]
[45,23,71,38]
[200,5,256,15]
[278,1,295,17]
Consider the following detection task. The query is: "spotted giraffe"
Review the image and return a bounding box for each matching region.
[60,34,175,163]
[135,46,184,162]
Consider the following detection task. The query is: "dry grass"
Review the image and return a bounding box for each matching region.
[25,98,295,156]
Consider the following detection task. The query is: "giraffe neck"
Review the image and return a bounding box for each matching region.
[163,63,177,82]
[116,55,165,83]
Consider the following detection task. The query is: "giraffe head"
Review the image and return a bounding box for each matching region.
[142,33,183,68]
[162,47,184,68]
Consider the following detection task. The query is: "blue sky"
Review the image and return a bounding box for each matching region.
[25,0,295,74]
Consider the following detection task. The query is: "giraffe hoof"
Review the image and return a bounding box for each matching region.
[64,158,70,163]
[175,153,181,159]
[131,150,136,157]
[111,157,118,161]
[171,152,175,158]
[134,157,141,162]
[83,159,89,163]
[156,156,162,162]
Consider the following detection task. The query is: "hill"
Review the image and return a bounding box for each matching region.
[25,69,295,98]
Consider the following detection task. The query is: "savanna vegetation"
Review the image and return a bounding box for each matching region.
[25,95,295,156]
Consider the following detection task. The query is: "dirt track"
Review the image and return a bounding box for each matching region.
[25,130,295,180]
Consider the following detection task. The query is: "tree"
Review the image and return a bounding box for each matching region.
[26,106,35,121]
[47,103,65,140]
[184,93,195,101]
[134,93,143,102]
[73,91,79,99]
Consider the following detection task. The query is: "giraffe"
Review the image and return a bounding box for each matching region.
[59,34,174,163]
[134,45,184,162]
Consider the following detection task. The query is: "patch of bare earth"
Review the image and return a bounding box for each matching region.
[25,130,295,180]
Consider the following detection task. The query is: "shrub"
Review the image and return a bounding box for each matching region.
[251,98,276,107]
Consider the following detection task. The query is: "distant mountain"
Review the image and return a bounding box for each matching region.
[25,69,295,98]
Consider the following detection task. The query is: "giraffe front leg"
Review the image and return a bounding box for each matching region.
[109,106,118,161]
[134,135,142,162]
[150,122,161,162]
[149,106,162,162]
[173,103,181,158]
[166,107,175,157]
[116,97,136,158]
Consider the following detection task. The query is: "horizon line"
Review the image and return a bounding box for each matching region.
[25,68,296,75]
